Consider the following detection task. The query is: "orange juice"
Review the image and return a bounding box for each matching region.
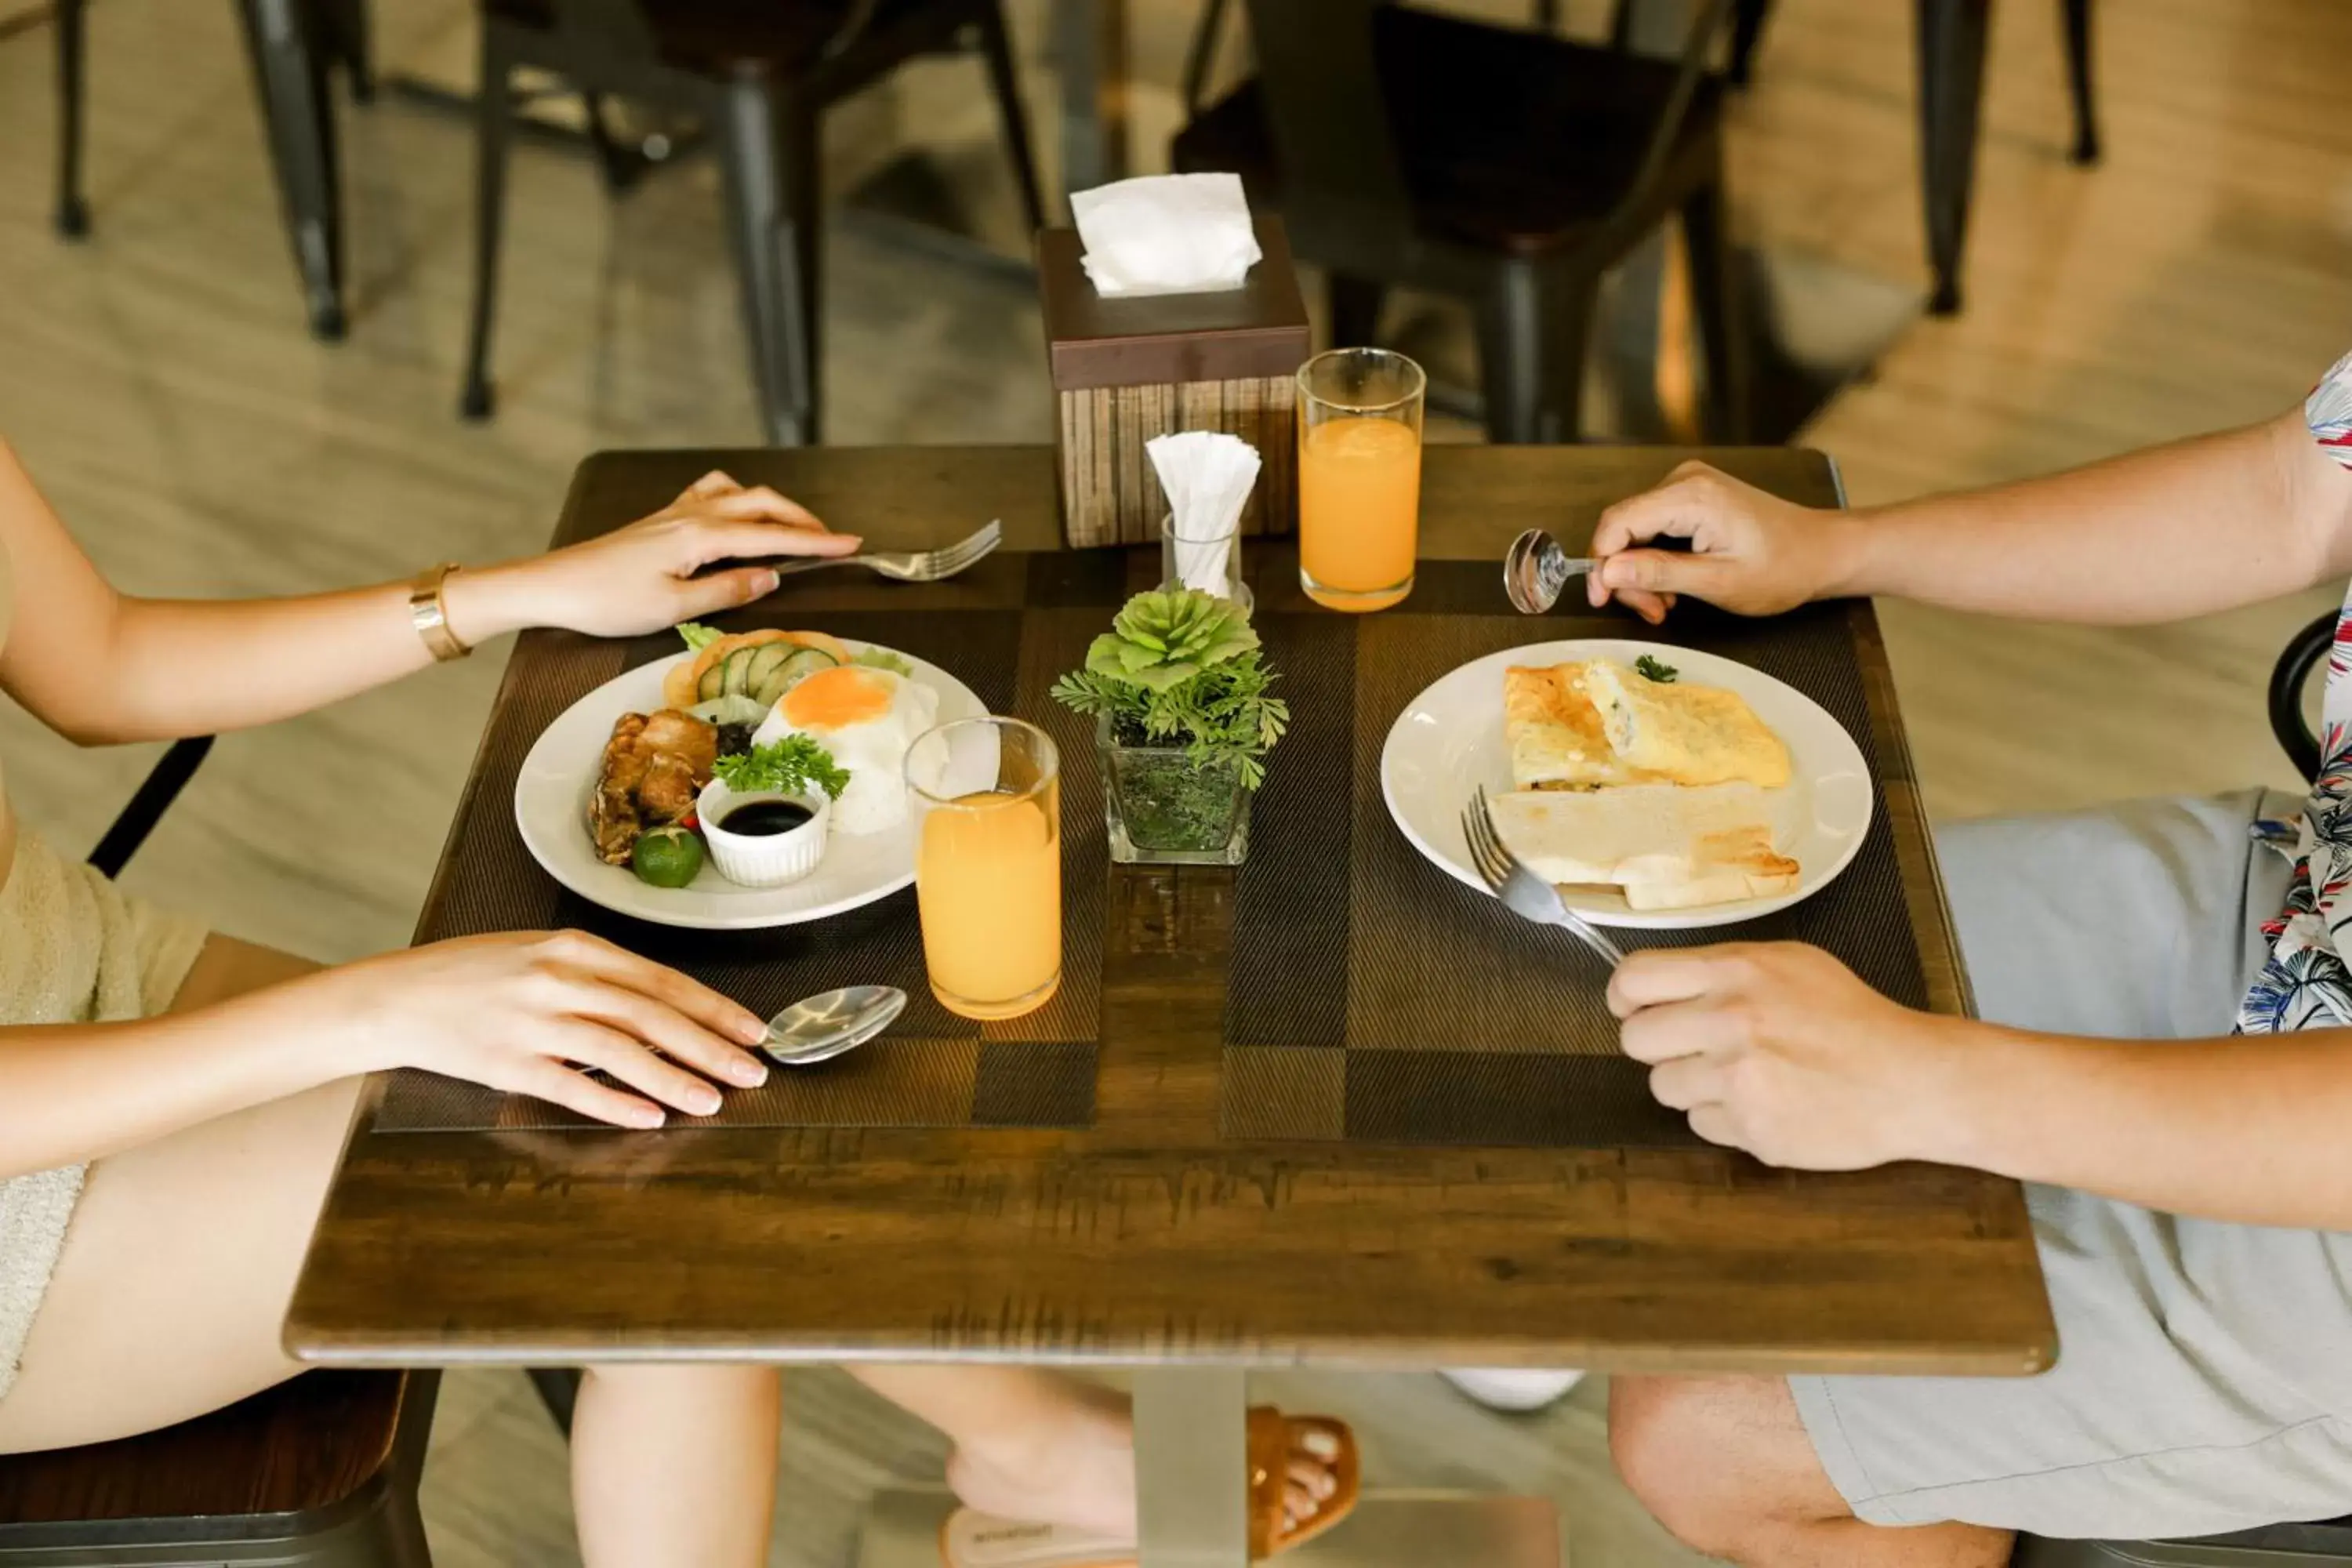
[1298,414,1421,612]
[916,788,1061,1020]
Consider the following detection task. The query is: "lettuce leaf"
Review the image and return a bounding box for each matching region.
[677,622,724,653]
[851,647,913,677]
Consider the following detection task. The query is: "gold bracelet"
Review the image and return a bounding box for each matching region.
[408,563,471,662]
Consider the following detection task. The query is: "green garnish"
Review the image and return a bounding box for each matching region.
[851,648,914,677]
[1634,655,1679,684]
[712,735,851,800]
[677,621,724,653]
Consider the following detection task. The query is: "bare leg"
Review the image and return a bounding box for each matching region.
[0,935,783,1568]
[1609,1375,2011,1567]
[851,1365,1339,1537]
[574,1363,781,1568]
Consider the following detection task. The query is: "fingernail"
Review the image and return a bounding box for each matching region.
[1303,1430,1341,1459]
[735,1014,768,1045]
[632,1106,666,1129]
[728,1057,769,1087]
[757,570,781,593]
[691,1088,723,1116]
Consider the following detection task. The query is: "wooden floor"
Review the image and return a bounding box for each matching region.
[1,0,2349,1563]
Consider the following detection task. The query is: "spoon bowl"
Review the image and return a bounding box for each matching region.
[763,985,907,1067]
[1504,528,1594,615]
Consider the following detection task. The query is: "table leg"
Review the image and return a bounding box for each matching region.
[1134,1368,1251,1568]
[1915,0,1991,316]
[1052,0,1129,205]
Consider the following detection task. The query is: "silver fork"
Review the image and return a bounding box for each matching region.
[766,520,1002,584]
[1460,786,1628,967]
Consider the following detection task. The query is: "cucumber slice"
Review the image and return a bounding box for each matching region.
[758,647,839,708]
[720,646,760,696]
[742,643,795,704]
[696,658,728,702]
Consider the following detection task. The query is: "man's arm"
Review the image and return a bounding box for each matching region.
[1611,943,2352,1232]
[1589,408,2352,627]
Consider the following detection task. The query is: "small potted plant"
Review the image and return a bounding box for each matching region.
[1051,588,1287,866]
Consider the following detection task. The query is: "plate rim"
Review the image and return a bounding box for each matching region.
[1377,636,1875,931]
[511,644,985,931]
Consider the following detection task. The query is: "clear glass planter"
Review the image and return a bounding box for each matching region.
[1097,717,1252,866]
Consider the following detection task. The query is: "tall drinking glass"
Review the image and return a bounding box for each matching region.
[905,717,1062,1021]
[1296,347,1427,612]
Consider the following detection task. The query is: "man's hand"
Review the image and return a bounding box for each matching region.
[1588,461,1865,624]
[1609,941,1964,1169]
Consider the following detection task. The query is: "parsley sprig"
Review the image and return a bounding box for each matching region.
[1634,655,1679,684]
[712,735,851,800]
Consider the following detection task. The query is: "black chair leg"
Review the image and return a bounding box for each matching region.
[2060,0,2099,165]
[459,27,511,421]
[975,3,1047,234]
[1915,0,1991,316]
[54,0,89,238]
[1480,258,1584,445]
[1681,172,1751,443]
[715,79,816,447]
[320,0,373,103]
[527,1368,581,1437]
[1729,0,1772,85]
[234,0,347,339]
[1327,272,1384,350]
[1181,0,1232,112]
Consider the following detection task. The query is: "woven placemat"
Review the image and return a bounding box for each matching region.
[376,606,1109,1132]
[1221,563,1928,1149]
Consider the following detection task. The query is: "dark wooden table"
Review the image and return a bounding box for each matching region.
[290,441,2047,1369]
[288,443,2049,1563]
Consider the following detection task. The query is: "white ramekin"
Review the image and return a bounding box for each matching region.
[695,780,830,888]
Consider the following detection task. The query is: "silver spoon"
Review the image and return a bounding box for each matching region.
[762,985,906,1066]
[1504,528,1597,615]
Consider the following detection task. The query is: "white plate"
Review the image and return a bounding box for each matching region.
[1378,639,1874,930]
[514,645,987,930]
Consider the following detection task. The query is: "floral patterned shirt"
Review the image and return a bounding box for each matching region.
[2238,350,2352,1033]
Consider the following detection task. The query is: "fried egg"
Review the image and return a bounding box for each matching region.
[749,663,938,834]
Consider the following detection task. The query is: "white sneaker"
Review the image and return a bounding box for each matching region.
[1439,1368,1586,1412]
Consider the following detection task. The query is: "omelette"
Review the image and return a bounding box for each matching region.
[1501,662,1671,790]
[1577,659,1791,789]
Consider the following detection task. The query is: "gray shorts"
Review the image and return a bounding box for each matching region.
[1789,789,2352,1538]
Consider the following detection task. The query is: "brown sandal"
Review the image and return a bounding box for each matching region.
[938,1410,1361,1568]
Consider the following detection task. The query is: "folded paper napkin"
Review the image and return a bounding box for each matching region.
[1149,431,1261,596]
[1070,173,1262,297]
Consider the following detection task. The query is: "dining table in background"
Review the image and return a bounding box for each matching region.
[285,442,2053,1568]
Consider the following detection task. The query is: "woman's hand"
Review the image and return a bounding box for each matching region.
[299,930,773,1128]
[1610,941,1966,1170]
[1586,460,1864,624]
[446,471,862,642]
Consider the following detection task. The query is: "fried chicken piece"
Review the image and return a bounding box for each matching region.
[588,709,720,865]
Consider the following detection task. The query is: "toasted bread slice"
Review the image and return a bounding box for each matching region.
[1502,663,1671,790]
[1487,783,1799,910]
[1577,659,1792,789]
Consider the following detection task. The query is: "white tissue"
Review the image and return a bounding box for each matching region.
[1070,173,1262,297]
[1149,431,1261,597]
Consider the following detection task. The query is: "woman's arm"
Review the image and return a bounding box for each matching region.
[0,931,777,1179]
[1587,408,2352,627]
[0,450,860,744]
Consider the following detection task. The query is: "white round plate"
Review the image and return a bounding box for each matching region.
[514,645,986,930]
[1379,639,1873,930]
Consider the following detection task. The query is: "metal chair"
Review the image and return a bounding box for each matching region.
[54,0,372,339]
[0,740,437,1566]
[456,0,1047,447]
[2007,607,2350,1565]
[1171,0,1748,446]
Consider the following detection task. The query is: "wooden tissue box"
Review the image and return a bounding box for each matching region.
[1039,216,1312,548]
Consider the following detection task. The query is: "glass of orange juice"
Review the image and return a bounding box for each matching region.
[1297,347,1427,612]
[904,717,1062,1021]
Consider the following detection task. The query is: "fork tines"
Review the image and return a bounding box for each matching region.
[1461,786,1515,894]
[915,520,1000,581]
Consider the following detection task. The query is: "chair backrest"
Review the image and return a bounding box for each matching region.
[1240,0,1418,262]
[1241,0,1733,255]
[539,0,659,57]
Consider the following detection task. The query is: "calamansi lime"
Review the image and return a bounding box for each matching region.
[632,824,706,888]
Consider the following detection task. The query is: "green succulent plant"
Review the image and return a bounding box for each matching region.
[1053,588,1287,790]
[1083,589,1261,693]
